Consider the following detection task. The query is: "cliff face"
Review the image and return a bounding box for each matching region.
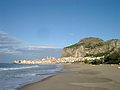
[62,37,120,58]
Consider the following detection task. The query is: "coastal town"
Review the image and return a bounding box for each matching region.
[14,56,104,64]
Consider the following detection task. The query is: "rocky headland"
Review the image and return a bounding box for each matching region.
[62,37,120,64]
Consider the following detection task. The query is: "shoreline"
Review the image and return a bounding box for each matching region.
[17,75,56,90]
[19,64,120,90]
[18,64,64,90]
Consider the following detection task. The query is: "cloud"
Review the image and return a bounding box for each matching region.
[0,31,22,54]
[0,31,21,45]
[23,45,61,50]
[14,45,61,56]
[0,31,60,55]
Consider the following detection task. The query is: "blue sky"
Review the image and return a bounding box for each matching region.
[0,0,120,48]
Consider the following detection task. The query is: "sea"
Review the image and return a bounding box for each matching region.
[0,63,63,90]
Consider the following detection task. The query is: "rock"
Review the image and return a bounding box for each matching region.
[62,37,120,59]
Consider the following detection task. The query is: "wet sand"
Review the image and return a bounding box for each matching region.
[20,64,120,90]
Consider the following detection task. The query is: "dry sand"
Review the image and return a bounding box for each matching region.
[20,64,120,90]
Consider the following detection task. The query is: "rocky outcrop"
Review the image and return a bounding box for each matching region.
[62,37,120,58]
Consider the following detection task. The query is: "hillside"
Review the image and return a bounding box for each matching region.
[62,37,120,64]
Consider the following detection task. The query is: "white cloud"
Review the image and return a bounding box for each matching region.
[0,31,61,55]
[0,31,21,45]
[0,31,22,54]
[24,45,61,50]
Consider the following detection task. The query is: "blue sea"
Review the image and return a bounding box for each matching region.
[0,63,63,90]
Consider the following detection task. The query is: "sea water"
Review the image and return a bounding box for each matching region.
[0,63,63,90]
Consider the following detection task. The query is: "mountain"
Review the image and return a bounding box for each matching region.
[62,37,120,64]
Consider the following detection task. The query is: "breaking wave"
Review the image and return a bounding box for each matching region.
[0,65,39,71]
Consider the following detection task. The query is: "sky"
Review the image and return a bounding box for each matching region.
[0,0,120,48]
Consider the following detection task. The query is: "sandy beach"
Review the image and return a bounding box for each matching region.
[20,64,120,90]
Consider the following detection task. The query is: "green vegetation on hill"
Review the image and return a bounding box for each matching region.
[65,37,104,49]
[79,37,104,48]
[65,43,81,48]
[104,48,120,64]
[85,47,115,57]
[85,52,107,57]
[91,59,102,65]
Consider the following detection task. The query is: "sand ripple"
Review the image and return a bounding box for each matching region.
[77,85,108,90]
[71,77,112,83]
[78,69,100,75]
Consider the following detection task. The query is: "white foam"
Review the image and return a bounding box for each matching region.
[0,65,39,71]
[15,73,37,77]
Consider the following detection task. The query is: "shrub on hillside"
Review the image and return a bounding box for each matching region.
[91,59,101,65]
[84,59,89,64]
[104,49,120,64]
